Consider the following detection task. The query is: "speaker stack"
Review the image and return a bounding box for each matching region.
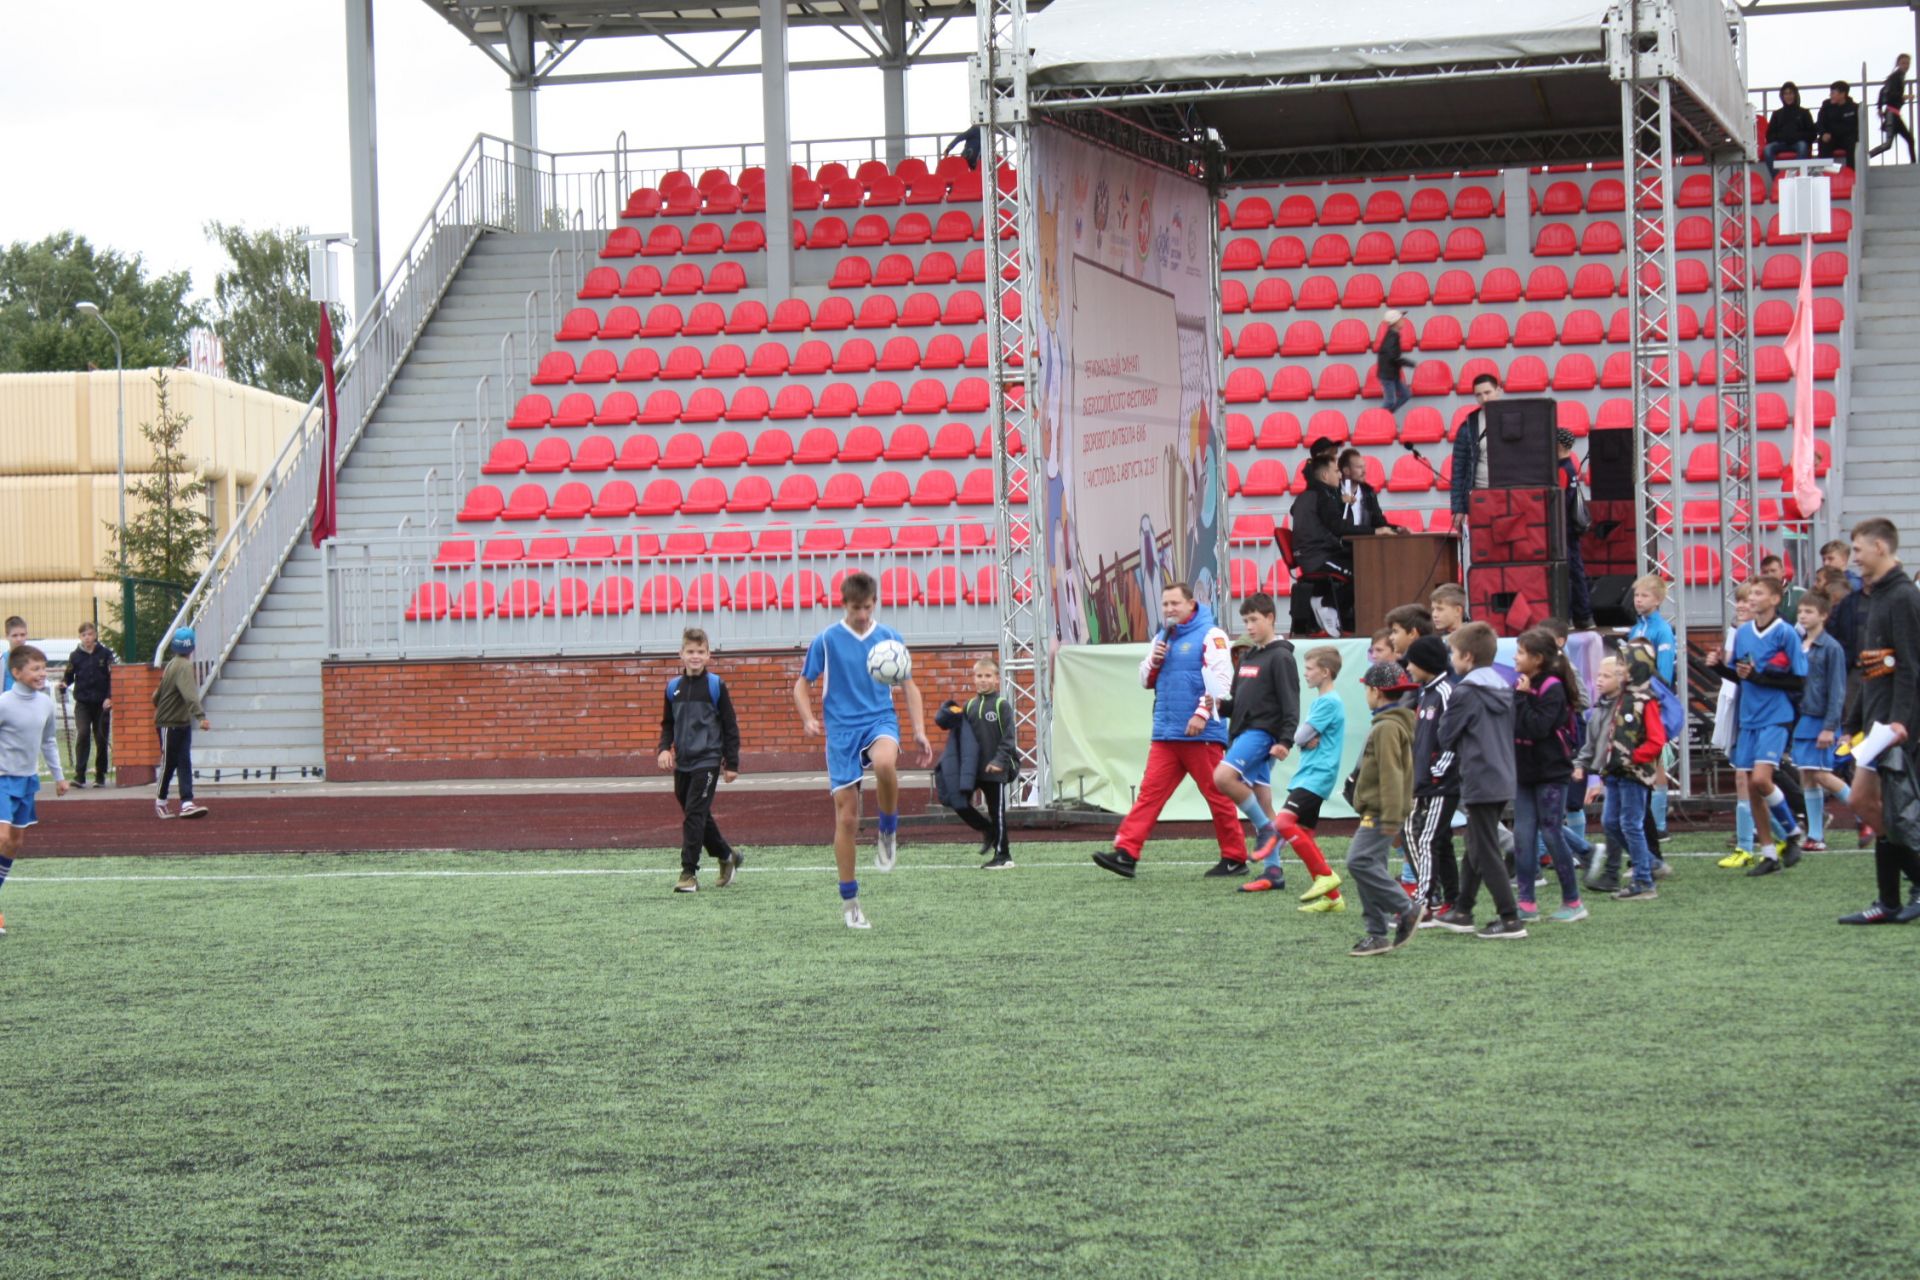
[1580,427,1640,627]
[1464,397,1571,632]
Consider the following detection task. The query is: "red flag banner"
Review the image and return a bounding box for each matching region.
[1783,239,1823,518]
[312,304,340,547]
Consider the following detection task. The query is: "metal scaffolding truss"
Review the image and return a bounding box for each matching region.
[1710,159,1759,621]
[976,0,1049,806]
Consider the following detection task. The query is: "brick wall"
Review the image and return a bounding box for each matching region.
[322,645,1011,781]
[110,661,162,785]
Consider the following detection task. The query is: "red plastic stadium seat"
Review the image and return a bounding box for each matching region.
[781,571,829,609]
[1810,252,1849,286]
[636,478,683,516]
[1552,354,1598,391]
[1353,231,1396,265]
[1231,196,1274,229]
[1266,236,1308,269]
[1341,274,1385,310]
[771,474,819,511]
[1256,412,1302,450]
[1275,195,1316,226]
[1443,228,1486,260]
[942,291,985,326]
[1524,266,1569,302]
[1363,190,1405,223]
[1222,279,1250,314]
[1326,319,1372,356]
[1278,321,1323,357]
[573,350,617,384]
[1426,271,1473,306]
[1400,406,1446,444]
[1387,454,1433,492]
[1309,233,1352,267]
[446,581,498,621]
[1316,366,1359,400]
[1407,188,1449,222]
[910,470,957,507]
[457,485,505,523]
[1222,237,1263,271]
[507,394,553,430]
[1542,182,1583,215]
[552,393,598,428]
[1387,271,1430,308]
[1505,356,1549,393]
[588,480,637,518]
[1465,314,1510,349]
[1295,276,1338,310]
[501,483,550,521]
[1319,193,1361,225]
[1579,222,1624,254]
[1571,263,1620,298]
[621,188,662,219]
[1247,278,1292,313]
[531,352,576,386]
[483,438,530,475]
[1306,409,1349,445]
[1352,408,1397,445]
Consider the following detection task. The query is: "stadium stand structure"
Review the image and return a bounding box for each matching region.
[186,143,1881,776]
[1838,164,1920,536]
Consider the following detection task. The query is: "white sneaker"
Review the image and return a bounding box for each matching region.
[155,798,174,820]
[875,829,897,872]
[843,898,872,929]
[178,801,208,819]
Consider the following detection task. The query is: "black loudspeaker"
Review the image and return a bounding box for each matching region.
[1587,429,1637,502]
[1588,573,1637,626]
[1484,398,1558,489]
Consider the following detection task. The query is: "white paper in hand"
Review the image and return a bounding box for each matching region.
[1854,721,1901,770]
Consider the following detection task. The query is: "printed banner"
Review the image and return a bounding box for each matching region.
[1029,123,1221,648]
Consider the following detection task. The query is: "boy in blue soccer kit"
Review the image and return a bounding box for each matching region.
[1,645,70,935]
[1210,592,1299,880]
[1792,592,1850,851]
[793,571,930,929]
[1711,575,1808,875]
[1242,645,1346,909]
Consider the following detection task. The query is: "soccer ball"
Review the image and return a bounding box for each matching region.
[866,639,912,687]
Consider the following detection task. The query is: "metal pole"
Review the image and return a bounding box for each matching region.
[761,0,794,299]
[881,0,908,166]
[114,334,127,652]
[344,0,381,317]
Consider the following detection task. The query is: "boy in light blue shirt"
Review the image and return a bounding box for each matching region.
[1243,645,1347,910]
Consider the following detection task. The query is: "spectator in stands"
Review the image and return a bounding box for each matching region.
[1558,430,1596,629]
[1449,373,1502,531]
[1838,517,1920,924]
[1288,452,1354,636]
[944,125,982,170]
[1763,82,1817,178]
[1092,582,1247,880]
[1817,80,1861,167]
[1869,54,1915,162]
[59,622,114,788]
[1378,309,1414,414]
[658,627,742,894]
[1336,447,1401,539]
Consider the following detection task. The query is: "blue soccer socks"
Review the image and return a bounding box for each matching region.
[1806,788,1826,843]
[1736,800,1755,853]
[877,812,899,837]
[839,879,859,901]
[1650,788,1670,836]
[1765,787,1801,839]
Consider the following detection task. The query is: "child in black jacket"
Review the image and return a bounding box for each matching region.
[935,656,1019,868]
[657,628,742,893]
[1511,628,1586,922]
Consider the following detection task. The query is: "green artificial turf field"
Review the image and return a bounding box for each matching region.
[1,835,1916,1279]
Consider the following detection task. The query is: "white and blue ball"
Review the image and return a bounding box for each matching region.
[866,639,912,687]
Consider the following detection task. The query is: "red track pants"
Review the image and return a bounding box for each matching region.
[1114,740,1248,862]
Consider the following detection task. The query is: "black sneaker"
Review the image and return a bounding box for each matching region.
[1613,883,1659,901]
[1092,848,1139,879]
[1745,857,1782,877]
[1392,906,1422,948]
[1894,898,1920,925]
[70,779,85,789]
[1838,901,1896,925]
[1780,834,1804,868]
[1203,858,1249,878]
[1584,870,1620,894]
[982,854,1015,870]
[1349,934,1394,957]
[1431,907,1477,934]
[1475,918,1528,940]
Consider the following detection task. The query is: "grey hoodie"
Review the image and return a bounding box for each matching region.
[1433,665,1516,805]
[0,683,62,782]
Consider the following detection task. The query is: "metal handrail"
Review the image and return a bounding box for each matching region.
[154,132,625,688]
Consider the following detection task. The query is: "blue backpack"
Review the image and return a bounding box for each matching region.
[1647,675,1685,740]
[667,673,723,702]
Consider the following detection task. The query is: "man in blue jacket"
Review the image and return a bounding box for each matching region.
[1095,582,1247,879]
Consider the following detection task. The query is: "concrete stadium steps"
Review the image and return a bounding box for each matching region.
[193,232,570,775]
[1840,165,1920,533]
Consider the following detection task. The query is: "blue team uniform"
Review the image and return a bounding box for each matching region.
[1628,611,1677,686]
[804,620,905,791]
[1729,616,1806,769]
[1285,693,1347,801]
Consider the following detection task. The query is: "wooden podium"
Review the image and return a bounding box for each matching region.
[1346,532,1460,635]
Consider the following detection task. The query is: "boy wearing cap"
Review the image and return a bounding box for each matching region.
[1557,429,1596,629]
[1346,661,1421,956]
[153,628,211,819]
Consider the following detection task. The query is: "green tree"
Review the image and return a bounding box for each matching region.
[99,372,214,659]
[204,222,346,402]
[0,232,201,373]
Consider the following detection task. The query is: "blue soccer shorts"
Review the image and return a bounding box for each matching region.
[2,774,40,828]
[1790,718,1837,771]
[826,713,902,791]
[1731,722,1790,771]
[1223,729,1278,789]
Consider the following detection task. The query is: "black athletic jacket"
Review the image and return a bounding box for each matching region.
[1879,67,1908,111]
[1769,101,1816,147]
[60,642,116,705]
[1289,475,1347,574]
[658,671,741,772]
[1222,638,1300,743]
[1850,563,1920,736]
[1410,672,1460,798]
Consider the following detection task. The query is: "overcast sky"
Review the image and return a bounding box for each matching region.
[2,1,1913,315]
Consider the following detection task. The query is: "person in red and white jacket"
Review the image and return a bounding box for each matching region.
[1093,582,1247,880]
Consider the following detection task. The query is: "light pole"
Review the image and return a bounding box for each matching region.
[75,302,131,652]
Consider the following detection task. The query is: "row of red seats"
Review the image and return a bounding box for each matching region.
[620,166,1003,219]
[433,520,1022,568]
[406,562,1014,622]
[1223,228,1486,269]
[457,469,1024,522]
[506,378,998,429]
[484,422,1015,474]
[1229,307,1845,358]
[654,156,978,198]
[1220,254,1849,311]
[1222,344,1843,404]
[536,332,1006,387]
[826,252,1019,290]
[1534,210,1850,256]
[557,290,998,342]
[599,212,994,266]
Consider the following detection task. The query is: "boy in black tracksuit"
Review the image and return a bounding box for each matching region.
[657,628,742,893]
[935,656,1020,867]
[1400,634,1461,918]
[1214,592,1300,885]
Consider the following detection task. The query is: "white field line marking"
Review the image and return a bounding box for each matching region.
[9,847,1867,887]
